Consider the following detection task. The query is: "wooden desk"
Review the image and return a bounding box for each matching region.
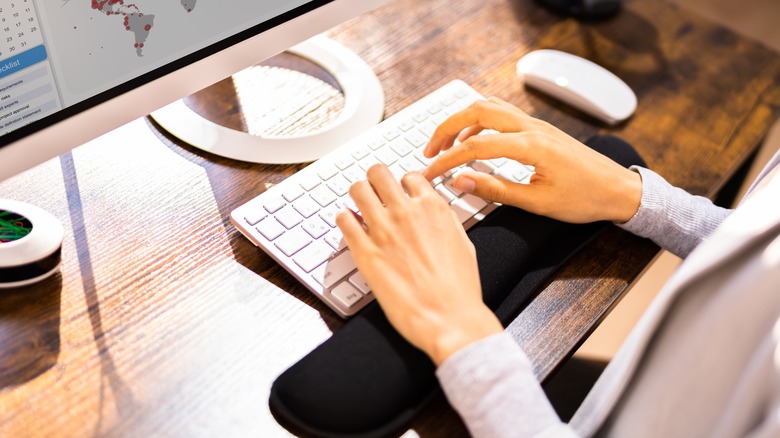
[2,0,779,436]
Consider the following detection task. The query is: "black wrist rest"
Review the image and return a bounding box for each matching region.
[269,135,646,437]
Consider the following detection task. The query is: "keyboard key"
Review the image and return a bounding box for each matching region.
[405,130,428,148]
[310,185,338,208]
[375,148,399,166]
[431,112,448,125]
[263,196,287,214]
[327,175,351,197]
[444,178,464,197]
[388,164,407,181]
[275,206,304,229]
[418,121,437,137]
[331,282,363,308]
[342,166,366,183]
[293,240,334,273]
[244,209,267,226]
[302,217,330,239]
[324,229,347,251]
[349,271,371,294]
[334,156,355,171]
[451,195,487,223]
[367,138,386,151]
[359,156,380,171]
[318,164,340,181]
[398,119,415,132]
[468,161,494,174]
[461,193,488,211]
[256,217,285,241]
[319,207,340,228]
[490,157,508,167]
[311,264,328,286]
[352,145,372,160]
[390,139,414,157]
[335,197,358,213]
[496,161,532,182]
[299,175,322,191]
[321,250,357,288]
[282,185,305,203]
[413,112,429,123]
[414,150,433,166]
[293,196,321,218]
[399,156,425,172]
[435,184,458,204]
[275,227,311,257]
[382,128,401,141]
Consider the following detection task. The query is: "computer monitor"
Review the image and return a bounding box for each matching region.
[0,0,389,182]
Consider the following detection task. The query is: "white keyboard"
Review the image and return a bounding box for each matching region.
[230,81,533,318]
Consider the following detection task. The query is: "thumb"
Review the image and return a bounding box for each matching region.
[453,171,537,207]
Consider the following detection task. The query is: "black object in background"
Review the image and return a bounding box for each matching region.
[535,0,622,20]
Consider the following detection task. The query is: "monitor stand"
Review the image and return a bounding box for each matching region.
[149,35,385,164]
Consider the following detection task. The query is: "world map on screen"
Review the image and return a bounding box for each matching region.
[87,0,198,56]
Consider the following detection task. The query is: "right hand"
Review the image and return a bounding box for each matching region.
[422,98,642,224]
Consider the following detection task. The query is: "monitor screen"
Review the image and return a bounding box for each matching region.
[0,0,387,181]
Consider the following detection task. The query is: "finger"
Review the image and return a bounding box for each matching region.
[457,125,485,143]
[423,132,541,180]
[488,96,524,111]
[452,170,543,209]
[401,171,437,198]
[365,164,407,206]
[349,179,385,223]
[424,99,537,158]
[336,209,371,252]
[424,99,499,158]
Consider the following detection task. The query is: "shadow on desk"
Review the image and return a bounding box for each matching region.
[144,117,346,332]
[0,275,61,388]
[59,153,138,428]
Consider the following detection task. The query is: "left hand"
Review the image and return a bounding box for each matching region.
[336,164,503,365]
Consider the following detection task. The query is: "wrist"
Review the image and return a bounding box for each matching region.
[611,167,643,224]
[427,307,503,366]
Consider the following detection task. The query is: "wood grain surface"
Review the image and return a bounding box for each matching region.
[1,0,779,436]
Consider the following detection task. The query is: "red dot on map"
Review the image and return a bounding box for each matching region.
[144,24,151,31]
[126,26,130,30]
[140,43,144,48]
[134,43,139,48]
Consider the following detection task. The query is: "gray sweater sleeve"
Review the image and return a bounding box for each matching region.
[436,167,736,437]
[616,167,732,258]
[436,333,578,438]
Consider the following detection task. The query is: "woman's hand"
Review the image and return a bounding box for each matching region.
[336,165,503,366]
[423,98,642,224]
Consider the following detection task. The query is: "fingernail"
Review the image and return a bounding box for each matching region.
[456,176,476,193]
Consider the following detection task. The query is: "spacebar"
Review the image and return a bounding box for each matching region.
[451,194,488,223]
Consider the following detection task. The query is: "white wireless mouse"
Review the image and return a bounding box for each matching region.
[516,49,637,125]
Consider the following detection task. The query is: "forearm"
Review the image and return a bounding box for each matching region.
[616,167,732,258]
[436,333,578,438]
